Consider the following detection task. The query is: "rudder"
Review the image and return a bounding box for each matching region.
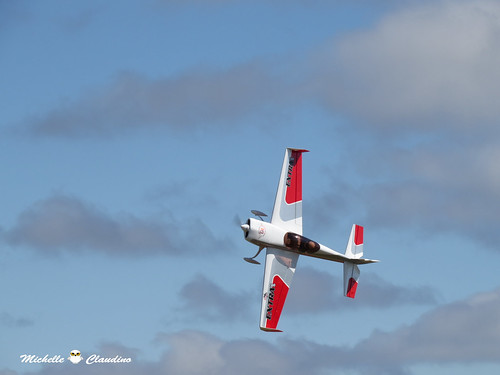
[343,262,360,298]
[343,224,364,298]
[345,224,363,259]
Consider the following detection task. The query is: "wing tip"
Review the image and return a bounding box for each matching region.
[287,147,309,153]
[260,327,283,333]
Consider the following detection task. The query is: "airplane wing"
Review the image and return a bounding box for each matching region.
[260,247,299,332]
[260,148,308,332]
[271,148,309,235]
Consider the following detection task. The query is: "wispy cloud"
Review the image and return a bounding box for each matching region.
[0,312,34,328]
[297,0,500,247]
[18,1,500,139]
[23,64,290,138]
[109,288,500,374]
[14,0,500,250]
[309,136,500,248]
[353,288,500,367]
[286,267,439,313]
[175,268,437,324]
[5,288,500,374]
[312,0,500,130]
[2,194,231,256]
[177,274,253,322]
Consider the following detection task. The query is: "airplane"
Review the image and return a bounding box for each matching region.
[240,148,378,332]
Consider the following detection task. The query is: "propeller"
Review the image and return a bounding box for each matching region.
[233,214,243,227]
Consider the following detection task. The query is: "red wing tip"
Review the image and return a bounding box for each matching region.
[260,327,283,333]
[287,148,309,153]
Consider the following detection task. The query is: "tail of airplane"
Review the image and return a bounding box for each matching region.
[343,225,363,299]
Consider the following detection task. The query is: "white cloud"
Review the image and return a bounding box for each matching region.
[10,285,500,375]
[287,267,439,313]
[301,0,500,245]
[18,0,500,139]
[310,135,500,248]
[178,274,253,322]
[144,288,500,373]
[24,64,289,138]
[3,288,500,374]
[354,288,500,365]
[3,194,230,256]
[157,331,225,375]
[314,0,500,130]
[176,268,438,325]
[15,0,500,249]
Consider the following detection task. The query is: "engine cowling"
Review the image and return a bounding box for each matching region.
[241,218,288,249]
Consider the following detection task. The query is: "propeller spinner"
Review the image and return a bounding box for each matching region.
[240,210,268,264]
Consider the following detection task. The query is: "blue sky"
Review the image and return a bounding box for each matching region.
[2,1,500,374]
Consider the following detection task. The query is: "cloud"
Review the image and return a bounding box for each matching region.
[154,330,331,375]
[156,330,226,375]
[309,135,500,249]
[313,0,500,130]
[175,268,438,324]
[17,0,500,140]
[14,0,500,249]
[93,341,142,362]
[2,194,230,256]
[24,64,291,138]
[286,267,439,313]
[354,288,500,366]
[296,0,500,247]
[0,312,34,328]
[177,274,253,322]
[4,288,500,374]
[58,6,101,34]
[107,288,500,373]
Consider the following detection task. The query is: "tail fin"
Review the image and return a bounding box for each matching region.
[344,262,360,298]
[343,225,363,298]
[345,224,363,258]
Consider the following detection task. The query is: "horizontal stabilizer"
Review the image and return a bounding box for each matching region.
[350,258,379,265]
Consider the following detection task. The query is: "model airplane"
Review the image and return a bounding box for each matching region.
[240,148,378,332]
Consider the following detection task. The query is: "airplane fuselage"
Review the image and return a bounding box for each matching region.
[242,218,348,264]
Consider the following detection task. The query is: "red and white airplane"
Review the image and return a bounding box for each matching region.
[241,148,378,332]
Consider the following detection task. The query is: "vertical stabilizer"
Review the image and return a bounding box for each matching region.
[343,224,364,298]
[343,262,360,298]
[345,224,363,259]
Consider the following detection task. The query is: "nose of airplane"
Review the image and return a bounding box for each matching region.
[240,224,249,233]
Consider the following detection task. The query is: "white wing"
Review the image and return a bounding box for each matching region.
[260,247,299,332]
[260,148,308,331]
[271,148,308,235]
